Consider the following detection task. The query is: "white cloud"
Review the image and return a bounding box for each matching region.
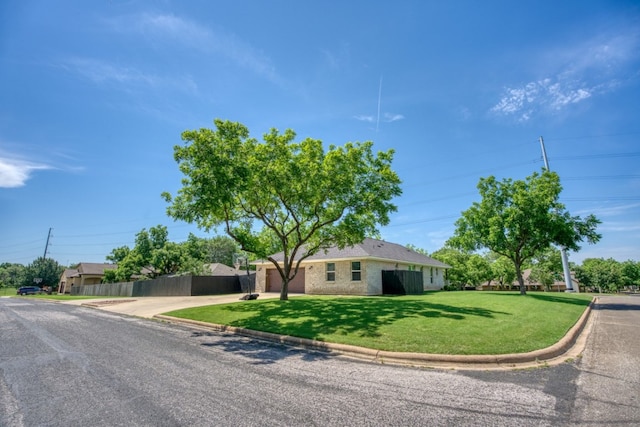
[354,113,405,124]
[577,203,640,218]
[0,156,50,188]
[110,13,280,84]
[490,29,639,121]
[64,57,157,85]
[383,113,405,122]
[61,57,198,95]
[137,13,210,42]
[491,78,594,121]
[598,221,640,233]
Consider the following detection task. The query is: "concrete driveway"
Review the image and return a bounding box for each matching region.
[62,292,290,318]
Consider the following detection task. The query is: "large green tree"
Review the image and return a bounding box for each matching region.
[163,119,402,300]
[621,260,640,291]
[0,263,26,289]
[575,258,626,293]
[22,257,64,291]
[448,170,601,295]
[104,225,188,282]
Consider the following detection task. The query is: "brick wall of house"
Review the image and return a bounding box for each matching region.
[255,259,447,294]
[305,260,371,295]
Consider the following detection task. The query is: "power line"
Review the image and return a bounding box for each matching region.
[562,175,640,181]
[551,152,640,161]
[545,131,640,141]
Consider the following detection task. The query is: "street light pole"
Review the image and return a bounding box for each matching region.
[539,136,575,292]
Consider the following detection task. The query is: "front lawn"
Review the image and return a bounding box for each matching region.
[165,291,593,355]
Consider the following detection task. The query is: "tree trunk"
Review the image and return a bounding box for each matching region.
[280,279,289,301]
[515,263,526,295]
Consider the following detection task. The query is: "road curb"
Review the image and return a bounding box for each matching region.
[153,297,596,369]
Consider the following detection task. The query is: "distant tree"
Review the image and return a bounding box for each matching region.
[529,247,563,291]
[465,254,492,289]
[163,119,402,300]
[0,263,26,289]
[575,258,624,293]
[104,225,188,282]
[621,260,640,291]
[184,234,239,267]
[22,257,64,291]
[431,247,470,290]
[488,254,516,289]
[448,170,601,295]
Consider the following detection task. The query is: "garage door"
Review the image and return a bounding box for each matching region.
[267,268,305,293]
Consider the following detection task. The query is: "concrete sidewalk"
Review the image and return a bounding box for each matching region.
[64,293,287,318]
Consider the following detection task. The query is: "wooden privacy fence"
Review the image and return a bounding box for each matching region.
[382,270,424,295]
[72,274,255,297]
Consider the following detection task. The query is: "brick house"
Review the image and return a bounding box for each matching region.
[58,263,117,294]
[254,238,450,295]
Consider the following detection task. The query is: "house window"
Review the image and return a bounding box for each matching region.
[326,263,335,281]
[430,267,434,284]
[351,261,361,281]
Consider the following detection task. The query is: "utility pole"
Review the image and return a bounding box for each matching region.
[43,227,52,259]
[539,137,575,292]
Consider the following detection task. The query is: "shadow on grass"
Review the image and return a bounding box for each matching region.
[190,331,335,365]
[211,297,510,341]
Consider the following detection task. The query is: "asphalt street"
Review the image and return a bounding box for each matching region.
[0,295,638,426]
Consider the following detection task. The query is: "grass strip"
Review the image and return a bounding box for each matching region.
[165,291,593,355]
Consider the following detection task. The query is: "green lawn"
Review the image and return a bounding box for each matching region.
[165,291,594,355]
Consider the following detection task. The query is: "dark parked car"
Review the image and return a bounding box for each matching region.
[17,286,42,295]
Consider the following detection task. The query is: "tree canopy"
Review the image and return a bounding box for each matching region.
[0,263,26,288]
[163,119,402,300]
[104,225,239,283]
[574,258,640,293]
[22,257,64,290]
[448,170,601,294]
[529,247,563,291]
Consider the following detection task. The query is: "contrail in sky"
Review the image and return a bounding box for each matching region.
[376,75,382,132]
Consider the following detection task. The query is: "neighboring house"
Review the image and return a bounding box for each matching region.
[58,263,117,294]
[254,238,450,295]
[203,263,240,276]
[480,268,580,292]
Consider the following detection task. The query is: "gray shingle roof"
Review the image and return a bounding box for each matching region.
[204,263,239,276]
[62,268,79,279]
[77,263,117,275]
[263,238,450,268]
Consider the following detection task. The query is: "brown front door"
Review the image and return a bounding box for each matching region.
[267,268,305,293]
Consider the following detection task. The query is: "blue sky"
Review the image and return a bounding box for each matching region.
[1,0,639,267]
